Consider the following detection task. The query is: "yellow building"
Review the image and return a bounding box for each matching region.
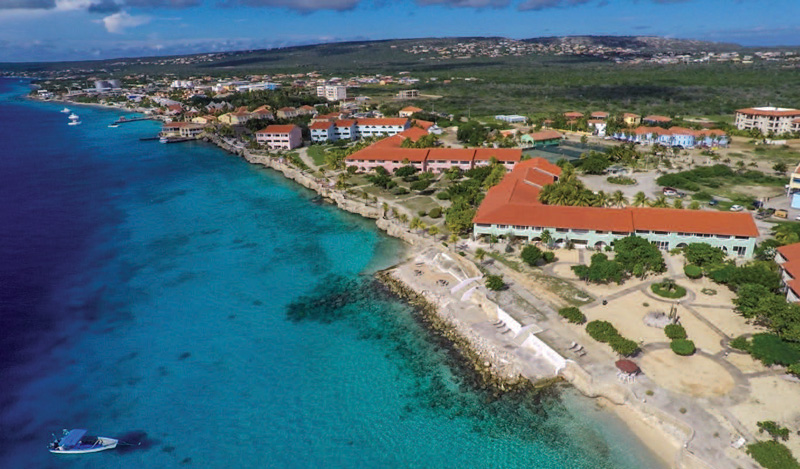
[623,113,641,127]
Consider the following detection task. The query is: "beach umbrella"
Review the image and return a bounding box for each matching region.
[615,359,639,375]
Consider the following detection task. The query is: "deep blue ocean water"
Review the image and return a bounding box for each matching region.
[0,78,663,468]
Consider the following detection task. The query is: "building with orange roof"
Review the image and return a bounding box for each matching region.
[397,126,430,143]
[356,118,410,138]
[399,106,423,118]
[586,119,608,136]
[426,148,476,173]
[734,107,800,135]
[346,147,429,173]
[622,113,641,127]
[309,121,335,143]
[591,111,609,119]
[474,148,523,170]
[564,111,584,119]
[643,115,672,124]
[776,243,800,302]
[256,124,302,150]
[520,130,563,148]
[473,159,758,256]
[334,119,357,141]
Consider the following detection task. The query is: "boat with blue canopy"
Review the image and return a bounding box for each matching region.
[49,429,118,454]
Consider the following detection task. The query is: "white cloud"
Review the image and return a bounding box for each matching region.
[101,10,149,32]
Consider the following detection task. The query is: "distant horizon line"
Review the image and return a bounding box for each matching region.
[3,33,800,66]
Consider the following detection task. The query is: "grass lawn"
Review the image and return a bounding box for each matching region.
[307,145,330,167]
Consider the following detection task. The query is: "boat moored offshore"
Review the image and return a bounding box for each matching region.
[60,107,71,113]
[49,429,118,454]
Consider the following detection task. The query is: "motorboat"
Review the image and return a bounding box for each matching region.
[60,107,71,113]
[68,113,81,126]
[108,124,119,128]
[49,429,118,454]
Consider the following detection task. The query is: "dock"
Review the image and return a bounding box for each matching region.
[112,116,156,125]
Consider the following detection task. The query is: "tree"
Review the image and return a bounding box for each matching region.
[773,162,788,174]
[521,245,543,266]
[614,235,666,276]
[595,190,610,208]
[485,274,505,291]
[572,253,625,284]
[579,152,611,175]
[611,190,628,207]
[381,202,389,218]
[540,229,553,250]
[475,247,486,262]
[688,200,700,210]
[757,421,791,441]
[482,163,507,189]
[444,199,477,235]
[632,191,649,207]
[684,243,726,267]
[428,225,440,238]
[650,195,669,208]
[673,199,683,209]
[488,234,499,248]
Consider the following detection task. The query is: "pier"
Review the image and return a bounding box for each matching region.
[112,116,156,125]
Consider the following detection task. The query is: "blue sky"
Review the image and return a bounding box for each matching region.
[0,0,798,62]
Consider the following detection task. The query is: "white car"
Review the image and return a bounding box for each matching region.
[730,205,744,212]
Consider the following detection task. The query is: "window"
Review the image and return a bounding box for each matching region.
[734,246,747,256]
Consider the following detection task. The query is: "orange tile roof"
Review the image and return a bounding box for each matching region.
[529,130,563,141]
[413,119,434,130]
[473,158,758,238]
[787,279,800,297]
[737,108,800,117]
[309,121,334,130]
[643,115,672,122]
[427,148,475,162]
[346,147,428,163]
[474,148,523,162]
[371,135,406,148]
[335,119,356,127]
[401,106,423,113]
[781,260,800,280]
[257,124,298,134]
[778,243,800,261]
[398,127,429,142]
[630,207,758,237]
[564,111,584,118]
[587,119,605,124]
[591,111,609,118]
[623,113,640,118]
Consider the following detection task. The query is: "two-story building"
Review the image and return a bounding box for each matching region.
[310,121,336,143]
[256,124,302,150]
[776,243,800,302]
[473,158,759,257]
[355,118,410,138]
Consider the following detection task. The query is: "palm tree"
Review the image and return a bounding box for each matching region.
[335,173,348,190]
[398,213,409,224]
[381,202,389,218]
[650,195,669,208]
[632,191,649,207]
[541,229,553,250]
[575,191,594,207]
[449,233,459,244]
[488,234,498,248]
[475,247,486,263]
[611,190,627,208]
[594,190,609,208]
[428,225,440,239]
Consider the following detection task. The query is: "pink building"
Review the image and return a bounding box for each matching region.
[347,147,428,173]
[256,124,302,150]
[473,148,522,170]
[426,148,475,173]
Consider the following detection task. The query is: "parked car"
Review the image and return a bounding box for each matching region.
[708,199,718,206]
[730,205,744,212]
[662,187,678,197]
[775,209,788,219]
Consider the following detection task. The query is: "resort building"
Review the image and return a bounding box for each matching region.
[734,107,800,135]
[587,119,607,136]
[348,147,429,173]
[397,90,419,99]
[426,148,477,173]
[473,148,522,170]
[310,121,336,143]
[334,120,358,141]
[399,106,423,118]
[256,124,302,150]
[623,113,641,127]
[776,243,800,302]
[316,85,347,102]
[218,107,252,125]
[355,118,410,138]
[520,130,563,148]
[251,105,274,121]
[495,115,527,124]
[276,107,299,119]
[591,111,609,120]
[472,158,759,257]
[160,122,207,138]
[643,115,672,125]
[613,126,728,148]
[564,111,584,120]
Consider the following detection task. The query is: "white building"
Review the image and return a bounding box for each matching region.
[316,85,347,102]
[495,115,526,124]
[171,80,195,89]
[734,107,800,135]
[355,118,410,138]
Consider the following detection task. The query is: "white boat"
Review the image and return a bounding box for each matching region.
[49,429,118,454]
[68,113,81,126]
[60,107,71,113]
[108,124,118,128]
[68,113,79,119]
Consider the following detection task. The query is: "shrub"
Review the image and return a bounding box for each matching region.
[664,324,687,340]
[729,335,751,352]
[607,175,636,185]
[428,207,442,218]
[789,363,800,377]
[521,245,543,267]
[749,333,800,366]
[418,210,427,217]
[393,187,409,195]
[670,339,696,356]
[757,421,790,441]
[684,243,726,267]
[684,264,703,279]
[485,274,505,291]
[586,320,619,343]
[651,280,687,299]
[436,191,451,200]
[558,307,586,324]
[610,336,639,356]
[542,251,555,263]
[746,441,800,469]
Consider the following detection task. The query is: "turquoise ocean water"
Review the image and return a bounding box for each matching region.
[0,79,663,468]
